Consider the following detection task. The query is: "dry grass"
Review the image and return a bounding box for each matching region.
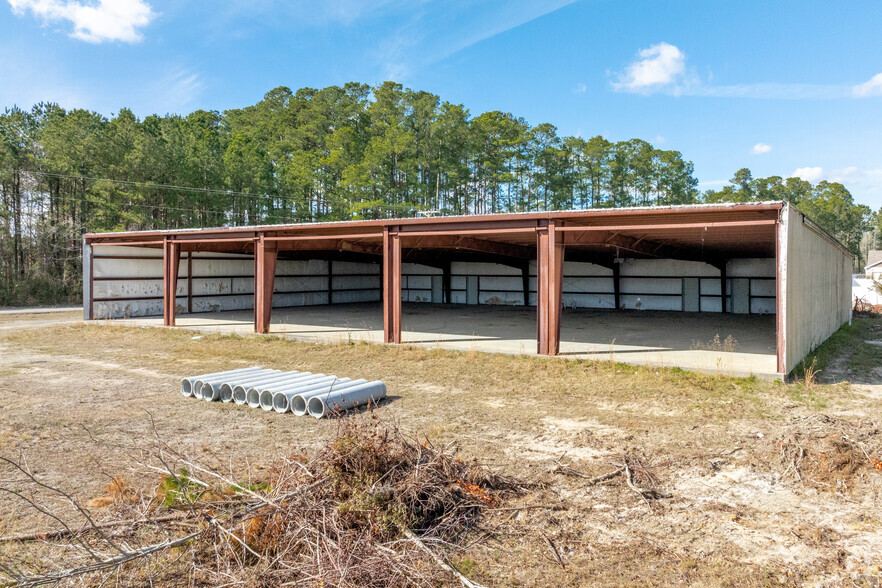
[0,317,881,585]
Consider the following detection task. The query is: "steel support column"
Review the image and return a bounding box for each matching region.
[613,262,621,311]
[442,260,452,304]
[254,235,278,334]
[383,226,402,344]
[163,238,180,327]
[537,221,564,355]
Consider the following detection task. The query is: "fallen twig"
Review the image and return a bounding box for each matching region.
[403,528,487,588]
[0,514,187,544]
[540,532,565,569]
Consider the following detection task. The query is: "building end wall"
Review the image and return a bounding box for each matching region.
[783,203,854,373]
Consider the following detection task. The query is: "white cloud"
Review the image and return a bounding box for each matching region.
[8,0,155,43]
[792,166,825,183]
[612,42,686,93]
[751,143,772,154]
[574,83,587,94]
[791,165,882,194]
[853,72,882,97]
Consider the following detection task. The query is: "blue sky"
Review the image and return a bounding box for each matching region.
[2,0,881,209]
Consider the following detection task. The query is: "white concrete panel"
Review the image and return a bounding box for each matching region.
[751,299,776,314]
[451,276,467,290]
[563,262,612,276]
[480,276,521,291]
[450,292,467,304]
[728,258,775,277]
[94,279,165,299]
[621,294,681,311]
[93,296,184,319]
[192,278,234,296]
[92,245,163,257]
[479,291,524,305]
[192,295,253,313]
[93,257,164,279]
[701,297,723,313]
[431,276,442,302]
[621,258,719,277]
[452,262,520,276]
[402,263,442,275]
[621,277,681,295]
[333,275,380,290]
[732,278,750,314]
[333,289,381,303]
[277,276,326,293]
[278,259,328,274]
[563,293,615,309]
[683,278,700,312]
[563,277,614,294]
[192,259,253,277]
[333,261,380,275]
[751,279,775,297]
[403,275,432,290]
[275,292,329,307]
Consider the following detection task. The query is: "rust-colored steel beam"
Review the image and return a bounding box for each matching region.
[340,240,383,255]
[556,219,777,232]
[163,239,180,327]
[254,235,278,334]
[265,232,383,242]
[404,234,534,259]
[383,227,402,344]
[536,221,564,355]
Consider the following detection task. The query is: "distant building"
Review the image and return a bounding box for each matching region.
[866,250,882,279]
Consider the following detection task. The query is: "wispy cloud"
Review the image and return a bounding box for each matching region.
[853,72,882,97]
[8,0,156,43]
[141,67,204,115]
[751,143,772,154]
[372,0,579,80]
[612,42,878,100]
[574,83,587,94]
[792,166,882,196]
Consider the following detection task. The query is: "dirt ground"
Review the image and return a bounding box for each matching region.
[0,312,880,586]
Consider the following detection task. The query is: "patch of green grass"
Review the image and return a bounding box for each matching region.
[795,317,882,382]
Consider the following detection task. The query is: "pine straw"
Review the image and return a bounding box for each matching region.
[776,414,882,492]
[224,417,522,586]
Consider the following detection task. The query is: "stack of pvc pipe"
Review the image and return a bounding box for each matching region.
[179,367,386,418]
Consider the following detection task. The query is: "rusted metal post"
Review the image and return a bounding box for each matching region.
[254,235,278,334]
[163,238,180,327]
[613,262,621,311]
[187,252,193,315]
[442,260,452,304]
[537,221,564,355]
[383,226,402,343]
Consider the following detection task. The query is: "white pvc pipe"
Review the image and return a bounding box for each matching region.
[182,367,262,397]
[201,370,282,402]
[247,374,339,409]
[288,379,368,416]
[212,370,300,403]
[223,371,314,403]
[193,368,275,399]
[266,377,356,413]
[307,381,387,418]
[236,373,325,406]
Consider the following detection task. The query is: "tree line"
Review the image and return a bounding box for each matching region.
[1,82,878,304]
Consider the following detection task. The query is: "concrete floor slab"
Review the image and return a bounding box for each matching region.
[99,303,779,379]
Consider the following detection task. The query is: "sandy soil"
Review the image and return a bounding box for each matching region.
[0,314,880,586]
